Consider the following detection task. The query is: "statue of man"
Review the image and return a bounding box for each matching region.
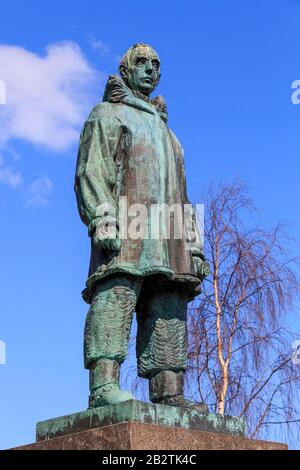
[75,43,209,409]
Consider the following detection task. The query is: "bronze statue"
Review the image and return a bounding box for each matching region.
[75,43,209,409]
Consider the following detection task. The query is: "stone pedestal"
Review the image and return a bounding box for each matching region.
[11,400,287,450]
[12,423,287,450]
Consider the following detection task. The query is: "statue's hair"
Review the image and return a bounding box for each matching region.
[119,43,158,73]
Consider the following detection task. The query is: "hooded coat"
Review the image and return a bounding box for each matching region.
[75,75,203,303]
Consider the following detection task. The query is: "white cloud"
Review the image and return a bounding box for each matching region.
[0,41,101,152]
[89,38,110,55]
[0,41,104,197]
[0,165,22,188]
[0,153,22,187]
[26,177,53,206]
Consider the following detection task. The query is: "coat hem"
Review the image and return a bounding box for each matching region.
[82,264,200,303]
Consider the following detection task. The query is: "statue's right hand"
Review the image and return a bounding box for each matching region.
[93,232,121,253]
[92,218,121,254]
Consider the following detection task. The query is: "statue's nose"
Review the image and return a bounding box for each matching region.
[145,61,153,74]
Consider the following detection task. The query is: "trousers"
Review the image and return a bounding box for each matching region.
[84,274,189,378]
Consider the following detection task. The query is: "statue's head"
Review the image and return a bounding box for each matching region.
[119,43,161,97]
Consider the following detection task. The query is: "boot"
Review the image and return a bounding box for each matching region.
[88,358,133,408]
[149,370,208,412]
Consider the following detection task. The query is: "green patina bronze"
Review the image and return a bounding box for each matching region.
[36,400,246,442]
[75,43,209,409]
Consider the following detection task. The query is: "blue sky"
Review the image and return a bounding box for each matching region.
[0,0,299,449]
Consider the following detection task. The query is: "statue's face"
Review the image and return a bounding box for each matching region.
[125,46,160,96]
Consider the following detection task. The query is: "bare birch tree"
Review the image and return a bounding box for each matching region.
[186,181,300,444]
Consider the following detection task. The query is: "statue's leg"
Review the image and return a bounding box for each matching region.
[136,282,188,379]
[84,274,142,407]
[136,280,207,411]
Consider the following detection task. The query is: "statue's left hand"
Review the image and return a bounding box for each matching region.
[192,255,210,280]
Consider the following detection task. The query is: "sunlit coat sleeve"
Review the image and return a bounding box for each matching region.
[74,113,122,237]
[170,130,204,258]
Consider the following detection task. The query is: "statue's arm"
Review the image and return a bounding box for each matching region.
[74,116,121,252]
[180,156,205,259]
[180,155,210,280]
[171,130,210,280]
